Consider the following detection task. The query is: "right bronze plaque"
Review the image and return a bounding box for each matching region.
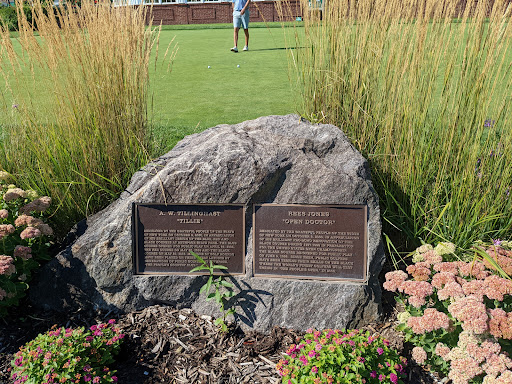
[253,204,368,282]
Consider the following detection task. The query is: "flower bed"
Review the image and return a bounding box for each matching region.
[0,171,53,316]
[384,242,512,384]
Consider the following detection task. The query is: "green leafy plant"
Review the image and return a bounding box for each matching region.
[0,171,53,316]
[189,251,235,333]
[276,328,407,383]
[384,242,512,383]
[11,320,124,384]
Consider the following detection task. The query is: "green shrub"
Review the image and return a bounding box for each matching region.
[0,3,32,31]
[276,328,407,383]
[11,321,124,384]
[0,171,53,316]
[282,0,512,255]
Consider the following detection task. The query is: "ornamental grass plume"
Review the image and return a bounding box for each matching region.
[0,0,166,236]
[279,0,512,254]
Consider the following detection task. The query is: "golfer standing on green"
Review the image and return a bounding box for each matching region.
[231,0,250,52]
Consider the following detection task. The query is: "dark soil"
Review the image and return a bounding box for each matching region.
[0,268,442,384]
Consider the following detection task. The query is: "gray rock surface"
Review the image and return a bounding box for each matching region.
[31,114,385,333]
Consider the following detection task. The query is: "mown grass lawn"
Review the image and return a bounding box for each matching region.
[149,24,298,151]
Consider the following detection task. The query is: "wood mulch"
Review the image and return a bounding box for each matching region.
[0,292,444,384]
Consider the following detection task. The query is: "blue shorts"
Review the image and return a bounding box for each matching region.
[233,10,249,29]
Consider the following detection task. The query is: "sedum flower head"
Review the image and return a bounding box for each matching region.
[397,311,411,324]
[20,227,42,240]
[25,190,38,200]
[0,171,11,183]
[0,255,15,276]
[5,187,28,201]
[435,242,456,256]
[412,346,427,365]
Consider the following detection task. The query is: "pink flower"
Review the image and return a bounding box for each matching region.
[308,350,316,358]
[19,196,51,214]
[14,215,43,228]
[433,262,460,274]
[13,245,32,260]
[484,275,512,301]
[311,366,318,374]
[19,226,41,240]
[412,346,427,364]
[383,270,408,292]
[406,264,431,281]
[431,271,457,289]
[0,224,14,240]
[458,261,489,279]
[3,188,26,202]
[377,347,384,355]
[0,255,15,276]
[489,309,512,340]
[462,279,487,299]
[398,280,433,299]
[437,281,465,301]
[435,343,451,359]
[0,209,8,219]
[408,295,426,308]
[299,355,308,365]
[0,288,6,301]
[390,373,398,384]
[448,296,489,334]
[448,356,483,383]
[421,250,443,266]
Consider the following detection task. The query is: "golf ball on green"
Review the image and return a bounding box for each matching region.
[237,65,240,68]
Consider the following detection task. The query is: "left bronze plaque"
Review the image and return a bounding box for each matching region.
[132,204,245,275]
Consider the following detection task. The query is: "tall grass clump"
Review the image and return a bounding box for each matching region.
[0,0,160,235]
[283,0,512,255]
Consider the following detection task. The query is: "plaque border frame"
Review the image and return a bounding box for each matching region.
[252,203,368,283]
[132,203,246,276]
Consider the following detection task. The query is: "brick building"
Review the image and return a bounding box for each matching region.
[118,0,303,25]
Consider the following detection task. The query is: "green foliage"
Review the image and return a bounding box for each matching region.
[282,0,512,256]
[276,328,407,383]
[11,321,124,384]
[385,242,512,382]
[0,172,52,316]
[189,251,235,333]
[0,4,32,31]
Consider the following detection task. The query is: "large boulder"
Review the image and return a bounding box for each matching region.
[31,114,385,333]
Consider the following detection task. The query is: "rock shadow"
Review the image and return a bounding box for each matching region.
[227,278,272,328]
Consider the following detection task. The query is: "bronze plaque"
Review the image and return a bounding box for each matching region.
[253,204,367,282]
[133,204,245,275]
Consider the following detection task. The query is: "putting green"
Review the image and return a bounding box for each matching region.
[150,26,297,131]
